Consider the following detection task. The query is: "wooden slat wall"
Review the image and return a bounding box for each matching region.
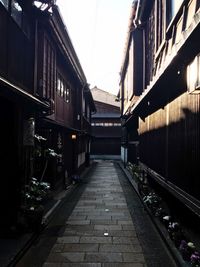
[167,92,200,198]
[137,0,200,202]
[43,35,56,99]
[144,2,156,88]
[56,64,75,127]
[0,5,34,92]
[139,91,200,200]
[0,7,8,76]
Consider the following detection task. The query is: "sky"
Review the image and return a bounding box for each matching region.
[56,0,133,95]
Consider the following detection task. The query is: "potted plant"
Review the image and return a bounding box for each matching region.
[20,177,50,232]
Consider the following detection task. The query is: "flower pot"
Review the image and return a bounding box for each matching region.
[25,205,44,232]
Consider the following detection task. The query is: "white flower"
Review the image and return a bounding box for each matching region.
[34,134,47,141]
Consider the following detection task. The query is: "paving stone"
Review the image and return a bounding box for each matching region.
[43,263,61,267]
[112,216,132,220]
[122,253,145,263]
[87,216,112,220]
[85,252,123,262]
[108,230,137,237]
[74,212,103,216]
[99,244,142,253]
[61,263,101,267]
[112,236,140,244]
[64,225,94,231]
[51,244,65,253]
[79,197,98,200]
[78,201,104,205]
[90,220,117,225]
[102,263,144,267]
[57,237,80,244]
[73,207,96,211]
[63,244,99,252]
[94,225,122,231]
[63,230,106,237]
[68,216,87,220]
[122,225,136,230]
[46,252,85,263]
[117,220,134,225]
[109,212,131,216]
[80,236,112,244]
[66,221,91,225]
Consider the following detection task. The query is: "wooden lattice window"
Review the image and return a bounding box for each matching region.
[57,72,71,103]
[43,36,56,100]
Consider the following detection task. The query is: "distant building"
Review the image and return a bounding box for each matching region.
[91,86,121,159]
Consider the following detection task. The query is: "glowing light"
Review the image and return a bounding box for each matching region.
[71,134,77,140]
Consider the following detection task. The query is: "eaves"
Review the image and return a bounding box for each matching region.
[0,75,49,110]
[49,5,87,86]
[131,9,200,115]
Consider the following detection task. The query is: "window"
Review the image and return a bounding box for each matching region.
[57,74,63,97]
[60,79,64,97]
[187,54,200,94]
[92,122,121,127]
[171,0,183,17]
[43,37,56,99]
[11,0,22,27]
[57,76,61,95]
[186,0,197,29]
[156,0,165,50]
[65,86,70,103]
[0,0,8,9]
[57,73,71,102]
[167,0,183,24]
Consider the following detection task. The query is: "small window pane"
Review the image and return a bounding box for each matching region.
[60,80,64,97]
[66,87,70,103]
[171,0,183,18]
[11,0,22,27]
[187,57,197,93]
[57,77,61,95]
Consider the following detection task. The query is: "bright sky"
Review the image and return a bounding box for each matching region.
[56,0,132,95]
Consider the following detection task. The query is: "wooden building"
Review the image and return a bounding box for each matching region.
[34,4,96,189]
[91,87,121,159]
[120,0,200,217]
[0,0,95,233]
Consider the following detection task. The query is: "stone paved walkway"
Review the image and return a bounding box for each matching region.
[43,162,146,267]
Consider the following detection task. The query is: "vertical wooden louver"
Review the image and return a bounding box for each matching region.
[43,35,56,100]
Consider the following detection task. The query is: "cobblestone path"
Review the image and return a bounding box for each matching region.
[43,161,146,267]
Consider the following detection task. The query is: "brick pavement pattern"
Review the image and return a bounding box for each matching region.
[43,162,147,267]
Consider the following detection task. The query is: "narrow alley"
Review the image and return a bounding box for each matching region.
[15,161,176,267]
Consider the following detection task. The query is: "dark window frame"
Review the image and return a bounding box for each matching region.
[56,72,71,103]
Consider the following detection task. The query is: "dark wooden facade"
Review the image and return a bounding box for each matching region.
[91,87,121,158]
[34,5,95,188]
[0,0,95,232]
[0,0,48,232]
[120,0,200,217]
